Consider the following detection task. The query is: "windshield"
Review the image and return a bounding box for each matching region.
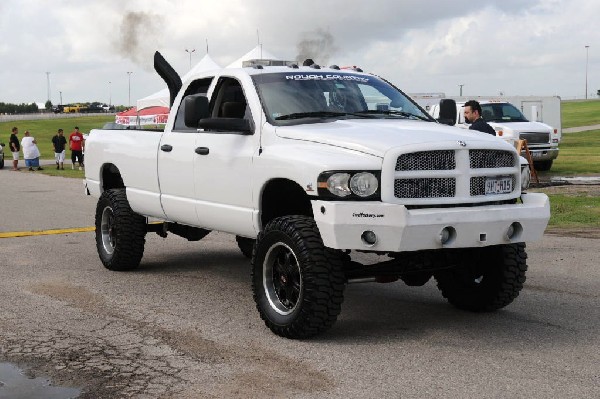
[252,72,432,125]
[480,103,528,123]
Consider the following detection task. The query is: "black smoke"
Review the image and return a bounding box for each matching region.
[296,28,338,66]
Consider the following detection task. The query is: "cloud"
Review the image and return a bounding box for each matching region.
[0,0,598,104]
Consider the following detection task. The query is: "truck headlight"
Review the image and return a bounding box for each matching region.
[327,173,352,197]
[350,172,379,197]
[521,165,531,190]
[318,171,381,200]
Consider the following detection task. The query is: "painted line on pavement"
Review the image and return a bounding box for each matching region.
[0,226,95,238]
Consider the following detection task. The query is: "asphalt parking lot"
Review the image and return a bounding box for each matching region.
[0,169,598,398]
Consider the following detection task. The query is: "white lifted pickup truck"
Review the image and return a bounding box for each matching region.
[85,52,550,338]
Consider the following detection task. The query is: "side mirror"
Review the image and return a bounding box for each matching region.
[184,95,210,127]
[0,142,5,147]
[198,118,253,134]
[437,98,457,126]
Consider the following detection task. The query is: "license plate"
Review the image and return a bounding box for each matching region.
[485,176,513,195]
[531,152,543,158]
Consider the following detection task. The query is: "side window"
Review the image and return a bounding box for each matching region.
[173,77,213,132]
[211,77,250,120]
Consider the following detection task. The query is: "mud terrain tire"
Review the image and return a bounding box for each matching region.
[95,188,146,271]
[434,243,528,311]
[252,216,346,338]
[236,235,255,259]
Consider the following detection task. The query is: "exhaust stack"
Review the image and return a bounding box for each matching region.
[153,51,182,107]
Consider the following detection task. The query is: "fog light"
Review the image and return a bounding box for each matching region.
[361,230,377,246]
[506,222,523,241]
[438,226,456,245]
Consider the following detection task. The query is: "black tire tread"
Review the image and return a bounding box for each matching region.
[95,188,146,271]
[434,243,528,312]
[252,215,345,339]
[235,235,255,259]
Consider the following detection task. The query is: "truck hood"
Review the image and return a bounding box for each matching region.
[275,119,503,157]
[489,121,552,132]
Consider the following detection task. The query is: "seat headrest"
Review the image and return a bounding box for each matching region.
[220,102,246,118]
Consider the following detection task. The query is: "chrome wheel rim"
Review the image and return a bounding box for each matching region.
[263,242,302,315]
[100,206,116,255]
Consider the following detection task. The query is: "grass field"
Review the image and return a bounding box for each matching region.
[537,129,600,175]
[1,115,114,159]
[561,99,600,128]
[546,192,600,228]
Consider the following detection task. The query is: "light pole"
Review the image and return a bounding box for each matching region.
[127,72,133,107]
[585,45,590,99]
[459,84,464,96]
[46,72,51,103]
[108,81,112,107]
[59,91,62,106]
[185,48,196,69]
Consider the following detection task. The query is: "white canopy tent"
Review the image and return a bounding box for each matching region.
[226,45,280,68]
[136,53,221,110]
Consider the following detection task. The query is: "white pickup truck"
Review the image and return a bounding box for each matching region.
[84,52,550,338]
[428,100,560,171]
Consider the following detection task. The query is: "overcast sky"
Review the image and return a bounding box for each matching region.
[0,0,597,106]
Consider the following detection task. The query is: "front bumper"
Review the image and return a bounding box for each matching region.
[312,193,550,252]
[527,147,559,162]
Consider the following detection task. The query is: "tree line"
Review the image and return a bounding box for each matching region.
[0,102,39,114]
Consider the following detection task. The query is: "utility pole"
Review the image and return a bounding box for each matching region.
[585,45,590,99]
[127,72,133,107]
[185,48,196,69]
[459,84,464,96]
[46,72,51,103]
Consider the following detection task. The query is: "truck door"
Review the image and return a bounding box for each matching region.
[192,76,257,236]
[158,77,213,225]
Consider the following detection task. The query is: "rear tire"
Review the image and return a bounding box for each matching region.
[235,235,255,259]
[434,243,527,311]
[534,160,553,171]
[0,157,4,169]
[95,189,146,271]
[252,216,346,338]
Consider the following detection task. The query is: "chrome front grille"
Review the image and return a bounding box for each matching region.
[394,178,456,198]
[395,150,455,171]
[520,132,550,144]
[469,150,516,168]
[391,148,519,202]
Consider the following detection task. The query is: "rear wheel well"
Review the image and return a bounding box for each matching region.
[101,164,124,191]
[260,179,313,229]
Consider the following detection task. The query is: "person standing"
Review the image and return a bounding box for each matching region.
[69,126,85,170]
[463,100,496,136]
[9,126,20,171]
[52,128,68,170]
[21,130,43,171]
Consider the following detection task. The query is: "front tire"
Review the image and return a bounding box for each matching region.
[434,243,527,312]
[252,216,346,339]
[95,189,146,271]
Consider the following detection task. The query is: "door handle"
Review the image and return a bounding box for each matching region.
[160,144,173,152]
[195,147,209,155]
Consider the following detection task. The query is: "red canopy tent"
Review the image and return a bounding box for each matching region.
[116,106,170,126]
